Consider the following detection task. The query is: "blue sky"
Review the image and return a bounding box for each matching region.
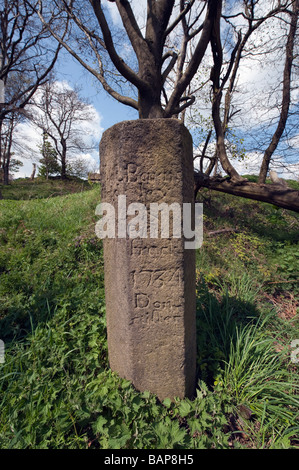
[56,50,138,132]
[15,49,139,178]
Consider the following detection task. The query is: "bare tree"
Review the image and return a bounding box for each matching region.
[36,0,299,212]
[36,0,218,118]
[29,80,98,179]
[192,0,299,211]
[0,0,66,186]
[258,0,298,183]
[0,0,65,119]
[0,110,22,184]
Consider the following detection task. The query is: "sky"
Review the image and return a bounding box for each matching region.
[56,51,138,129]
[12,0,299,181]
[15,49,138,178]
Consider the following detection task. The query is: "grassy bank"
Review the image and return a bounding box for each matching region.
[0,177,93,201]
[0,180,298,449]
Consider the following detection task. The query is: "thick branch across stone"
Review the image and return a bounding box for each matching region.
[194,173,299,213]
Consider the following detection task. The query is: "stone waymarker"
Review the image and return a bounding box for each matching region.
[99,119,196,400]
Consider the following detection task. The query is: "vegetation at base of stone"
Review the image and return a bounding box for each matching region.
[0,181,298,449]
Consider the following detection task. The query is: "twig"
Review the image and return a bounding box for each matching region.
[206,228,238,236]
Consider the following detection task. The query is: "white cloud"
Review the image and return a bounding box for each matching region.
[104,0,147,28]
[194,140,299,181]
[226,153,299,180]
[231,152,264,176]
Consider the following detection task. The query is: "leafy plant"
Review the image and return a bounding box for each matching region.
[270,241,299,296]
[0,181,298,449]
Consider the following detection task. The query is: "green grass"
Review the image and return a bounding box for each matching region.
[196,280,298,448]
[0,177,93,200]
[0,186,103,340]
[0,179,298,449]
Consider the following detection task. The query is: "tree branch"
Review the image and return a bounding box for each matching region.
[113,0,145,55]
[172,95,195,115]
[164,0,196,38]
[165,0,217,117]
[90,0,148,92]
[194,172,299,213]
[210,0,243,182]
[155,0,176,39]
[35,1,138,111]
[162,51,178,84]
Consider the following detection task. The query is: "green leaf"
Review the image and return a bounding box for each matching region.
[121,379,132,389]
[132,396,142,413]
[179,401,192,417]
[107,423,131,449]
[162,397,172,408]
[93,415,108,434]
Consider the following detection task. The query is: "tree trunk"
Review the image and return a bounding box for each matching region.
[30,163,36,180]
[61,160,67,179]
[0,166,3,199]
[3,163,9,185]
[194,172,299,213]
[60,139,67,179]
[138,92,165,119]
[138,54,164,119]
[209,1,244,184]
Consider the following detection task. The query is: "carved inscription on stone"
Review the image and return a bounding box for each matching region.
[130,295,183,327]
[131,268,182,290]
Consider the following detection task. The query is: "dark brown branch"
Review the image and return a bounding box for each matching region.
[114,0,145,55]
[164,0,196,38]
[0,36,62,120]
[194,172,299,213]
[162,51,178,84]
[200,129,212,172]
[210,0,243,182]
[90,0,148,92]
[155,0,176,40]
[172,95,195,115]
[61,0,105,48]
[36,1,138,111]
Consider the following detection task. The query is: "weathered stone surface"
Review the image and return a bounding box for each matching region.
[100,119,196,400]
